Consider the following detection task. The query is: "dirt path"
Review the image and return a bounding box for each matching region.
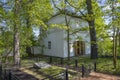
[80,72,120,80]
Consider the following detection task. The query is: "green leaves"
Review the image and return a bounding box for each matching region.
[50,24,68,30]
[21,0,53,30]
[0,0,53,57]
[0,6,5,22]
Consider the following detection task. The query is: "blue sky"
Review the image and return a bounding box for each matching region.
[34,0,107,37]
[0,0,108,38]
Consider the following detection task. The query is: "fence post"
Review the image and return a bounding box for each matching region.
[9,70,11,80]
[19,59,21,68]
[65,69,68,80]
[38,57,40,61]
[36,57,39,62]
[75,60,78,68]
[94,62,96,72]
[4,69,7,80]
[49,57,52,63]
[82,64,85,78]
[0,64,2,79]
[60,58,63,64]
[35,58,37,62]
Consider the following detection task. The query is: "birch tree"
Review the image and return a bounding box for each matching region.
[0,0,53,66]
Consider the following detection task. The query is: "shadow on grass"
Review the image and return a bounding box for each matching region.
[26,67,64,80]
[12,69,39,80]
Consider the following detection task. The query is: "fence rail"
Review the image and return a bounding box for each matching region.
[0,59,98,80]
[0,64,20,80]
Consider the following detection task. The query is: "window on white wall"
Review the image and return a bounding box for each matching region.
[48,41,51,49]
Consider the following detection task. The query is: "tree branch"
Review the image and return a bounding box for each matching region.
[51,0,62,12]
[51,0,87,21]
[65,0,86,17]
[61,10,87,20]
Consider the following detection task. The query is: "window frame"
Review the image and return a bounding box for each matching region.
[48,41,51,49]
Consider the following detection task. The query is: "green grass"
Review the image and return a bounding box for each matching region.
[21,59,36,67]
[21,56,120,78]
[1,55,118,79]
[96,58,120,75]
[39,66,64,75]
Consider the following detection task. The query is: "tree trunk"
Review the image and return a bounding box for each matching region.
[113,28,118,68]
[112,0,117,69]
[119,30,120,47]
[5,48,12,64]
[64,0,70,60]
[115,28,119,67]
[86,0,98,59]
[13,0,20,66]
[113,27,116,68]
[65,15,70,60]
[13,25,20,66]
[67,26,70,60]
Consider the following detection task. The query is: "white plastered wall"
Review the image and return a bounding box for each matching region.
[63,17,91,57]
[43,15,65,57]
[43,14,91,57]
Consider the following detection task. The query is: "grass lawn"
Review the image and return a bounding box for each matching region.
[20,55,120,79]
[96,58,120,75]
[21,57,78,79]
